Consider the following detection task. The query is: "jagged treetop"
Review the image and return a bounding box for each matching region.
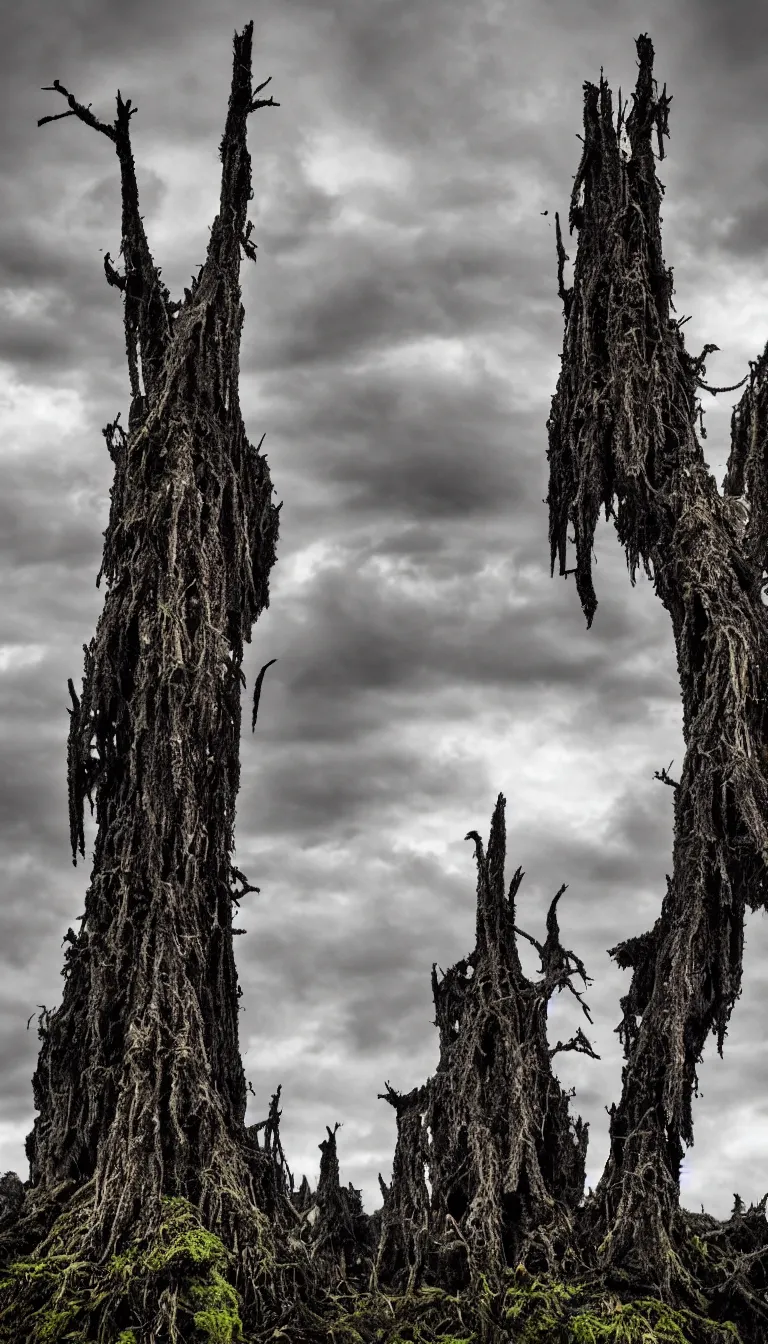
[546,33,752,630]
[39,22,278,426]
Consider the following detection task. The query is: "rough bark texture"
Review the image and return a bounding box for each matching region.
[308,1124,374,1285]
[4,23,768,1344]
[374,794,598,1296]
[0,24,313,1342]
[547,32,768,1319]
[373,1082,431,1295]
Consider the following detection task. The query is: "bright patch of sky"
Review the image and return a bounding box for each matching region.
[0,375,86,456]
[301,129,411,199]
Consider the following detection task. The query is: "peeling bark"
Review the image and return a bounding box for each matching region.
[547,32,768,1314]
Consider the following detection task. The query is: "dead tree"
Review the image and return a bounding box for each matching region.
[0,23,302,1340]
[376,794,598,1296]
[305,1124,373,1286]
[548,33,768,1306]
[373,1081,431,1295]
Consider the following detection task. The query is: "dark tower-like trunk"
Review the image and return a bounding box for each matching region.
[0,23,301,1341]
[548,33,768,1304]
[375,794,598,1296]
[373,1082,431,1295]
[307,1124,374,1285]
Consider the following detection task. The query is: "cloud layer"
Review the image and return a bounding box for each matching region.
[1,0,767,1218]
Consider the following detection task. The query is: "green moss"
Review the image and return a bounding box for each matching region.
[0,1207,754,1344]
[187,1269,243,1343]
[502,1272,743,1344]
[503,1275,579,1339]
[689,1236,710,1263]
[322,1284,476,1344]
[312,1267,748,1344]
[102,1196,236,1283]
[35,1308,80,1342]
[0,1195,249,1344]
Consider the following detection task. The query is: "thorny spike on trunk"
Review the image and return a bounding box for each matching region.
[376,794,597,1297]
[548,32,768,1313]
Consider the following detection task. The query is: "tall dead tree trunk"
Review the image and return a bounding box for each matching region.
[0,23,306,1341]
[373,1082,431,1295]
[375,794,598,1297]
[306,1124,374,1285]
[548,32,768,1307]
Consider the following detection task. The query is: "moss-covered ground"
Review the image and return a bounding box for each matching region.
[0,1196,752,1344]
[318,1270,743,1344]
[0,1194,250,1344]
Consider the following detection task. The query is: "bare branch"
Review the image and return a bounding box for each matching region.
[653,759,679,789]
[37,79,118,141]
[252,656,277,732]
[549,1025,601,1061]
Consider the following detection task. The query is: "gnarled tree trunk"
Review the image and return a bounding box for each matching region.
[373,1082,431,1295]
[548,32,768,1311]
[375,794,598,1296]
[0,24,305,1342]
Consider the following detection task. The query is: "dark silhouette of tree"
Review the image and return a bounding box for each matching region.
[306,1123,373,1285]
[374,795,597,1296]
[4,21,768,1344]
[548,30,768,1322]
[0,22,310,1342]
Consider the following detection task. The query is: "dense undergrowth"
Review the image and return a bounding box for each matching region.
[1,1178,767,1341]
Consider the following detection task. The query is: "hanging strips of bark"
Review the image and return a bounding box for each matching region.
[548,32,768,1312]
[0,25,308,1342]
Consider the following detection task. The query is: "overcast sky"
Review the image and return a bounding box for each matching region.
[1,0,768,1222]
